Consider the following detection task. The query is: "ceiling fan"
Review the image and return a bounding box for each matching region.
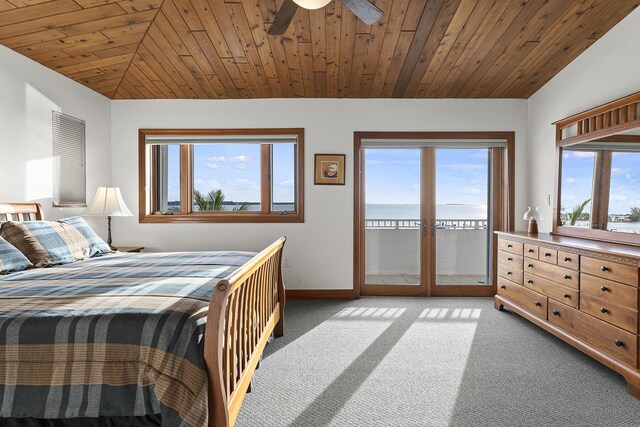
[268,0,384,36]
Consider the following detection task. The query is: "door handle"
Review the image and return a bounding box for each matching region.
[421,219,436,237]
[422,220,436,237]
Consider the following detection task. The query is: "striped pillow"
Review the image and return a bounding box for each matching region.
[0,237,32,274]
[60,216,111,256]
[0,217,111,268]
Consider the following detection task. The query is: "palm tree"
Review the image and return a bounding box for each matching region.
[569,198,591,226]
[193,189,249,211]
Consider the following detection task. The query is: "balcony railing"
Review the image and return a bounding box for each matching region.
[365,219,488,230]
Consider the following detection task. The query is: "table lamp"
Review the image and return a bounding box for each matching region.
[83,187,133,250]
[523,206,542,234]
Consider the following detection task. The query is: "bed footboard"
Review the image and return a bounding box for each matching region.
[204,237,286,427]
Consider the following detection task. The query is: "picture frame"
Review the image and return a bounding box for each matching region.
[314,154,345,185]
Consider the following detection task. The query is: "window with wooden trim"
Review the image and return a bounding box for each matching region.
[139,129,304,223]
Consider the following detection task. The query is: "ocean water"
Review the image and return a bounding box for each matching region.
[567,221,640,233]
[366,204,487,220]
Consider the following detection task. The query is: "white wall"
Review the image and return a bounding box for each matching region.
[527,7,640,232]
[0,45,111,232]
[111,99,528,290]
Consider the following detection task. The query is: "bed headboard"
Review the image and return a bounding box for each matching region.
[0,203,44,222]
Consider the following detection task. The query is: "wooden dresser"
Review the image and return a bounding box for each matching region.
[495,232,640,398]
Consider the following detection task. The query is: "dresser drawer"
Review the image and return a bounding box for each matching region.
[498,277,547,319]
[524,273,578,308]
[524,259,579,289]
[498,263,523,285]
[497,250,523,271]
[539,247,558,264]
[548,300,638,367]
[581,256,638,287]
[524,243,539,259]
[558,251,579,270]
[579,294,638,334]
[498,238,523,255]
[580,274,638,310]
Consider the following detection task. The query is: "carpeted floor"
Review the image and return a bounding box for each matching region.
[235,297,640,426]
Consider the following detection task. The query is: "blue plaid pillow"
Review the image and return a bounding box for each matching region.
[0,237,32,274]
[0,217,111,268]
[59,217,111,257]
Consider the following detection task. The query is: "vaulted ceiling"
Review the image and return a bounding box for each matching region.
[0,0,638,100]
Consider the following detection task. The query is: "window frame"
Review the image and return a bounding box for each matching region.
[138,128,304,223]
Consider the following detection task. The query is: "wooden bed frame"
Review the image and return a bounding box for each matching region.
[0,203,286,427]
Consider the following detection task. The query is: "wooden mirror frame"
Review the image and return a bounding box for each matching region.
[553,91,640,246]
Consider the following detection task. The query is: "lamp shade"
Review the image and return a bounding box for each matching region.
[292,0,332,9]
[523,206,534,221]
[83,187,133,217]
[523,206,543,221]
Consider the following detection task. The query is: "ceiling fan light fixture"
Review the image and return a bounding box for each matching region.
[292,0,332,9]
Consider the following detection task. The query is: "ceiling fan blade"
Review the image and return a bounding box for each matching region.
[339,0,384,25]
[268,0,299,35]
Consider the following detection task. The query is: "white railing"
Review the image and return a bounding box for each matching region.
[365,219,488,230]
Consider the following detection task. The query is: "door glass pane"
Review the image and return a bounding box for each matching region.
[364,148,420,286]
[435,149,489,285]
[607,151,640,233]
[560,149,595,228]
[192,144,261,211]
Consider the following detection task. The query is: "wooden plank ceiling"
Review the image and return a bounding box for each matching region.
[0,0,638,99]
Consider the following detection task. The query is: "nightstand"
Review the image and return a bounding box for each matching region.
[115,246,145,253]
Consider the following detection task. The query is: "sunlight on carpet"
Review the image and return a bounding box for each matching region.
[235,298,640,426]
[236,303,481,426]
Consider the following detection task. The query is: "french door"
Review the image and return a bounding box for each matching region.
[354,132,514,297]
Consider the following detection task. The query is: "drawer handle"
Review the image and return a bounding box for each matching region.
[600,307,608,314]
[544,252,552,257]
[600,286,609,292]
[534,301,541,307]
[563,274,571,280]
[500,285,506,289]
[552,309,560,316]
[563,293,570,299]
[614,339,623,347]
[528,249,534,253]
[507,271,513,275]
[563,256,570,262]
[601,266,609,272]
[527,279,533,284]
[507,257,513,261]
[528,263,533,268]
[507,244,513,248]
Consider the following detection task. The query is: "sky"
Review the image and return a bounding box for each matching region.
[364,148,489,205]
[561,150,640,215]
[166,143,295,205]
[163,145,639,214]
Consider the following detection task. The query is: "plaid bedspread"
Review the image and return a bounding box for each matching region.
[0,250,257,427]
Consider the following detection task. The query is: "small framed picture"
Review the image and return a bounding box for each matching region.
[314,154,345,185]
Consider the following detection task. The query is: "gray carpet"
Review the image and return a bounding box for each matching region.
[235,297,640,426]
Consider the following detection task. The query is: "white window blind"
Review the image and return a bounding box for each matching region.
[361,138,507,148]
[52,111,86,207]
[145,134,298,145]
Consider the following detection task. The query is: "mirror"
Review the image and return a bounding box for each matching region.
[557,128,640,239]
[553,91,640,245]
